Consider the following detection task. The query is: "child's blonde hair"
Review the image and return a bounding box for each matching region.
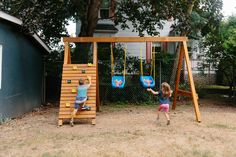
[161,82,172,97]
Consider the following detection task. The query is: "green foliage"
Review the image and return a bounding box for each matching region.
[115,0,223,38]
[1,0,223,47]
[0,0,102,48]
[97,43,176,103]
[0,0,73,47]
[97,43,140,82]
[115,0,166,36]
[196,85,236,104]
[97,43,151,103]
[44,48,64,102]
[154,52,175,85]
[202,15,236,97]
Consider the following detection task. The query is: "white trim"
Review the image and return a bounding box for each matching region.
[0,11,50,53]
[95,29,118,33]
[32,34,50,52]
[0,11,22,25]
[0,45,2,89]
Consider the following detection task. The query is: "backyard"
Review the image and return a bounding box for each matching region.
[0,96,236,157]
[0,1,235,157]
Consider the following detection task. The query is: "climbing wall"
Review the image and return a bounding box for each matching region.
[58,64,96,126]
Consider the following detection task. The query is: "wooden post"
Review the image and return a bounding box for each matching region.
[68,46,71,64]
[64,42,69,64]
[172,45,184,109]
[93,42,97,64]
[96,61,100,111]
[58,119,63,126]
[183,41,201,122]
[92,118,96,125]
[93,42,100,111]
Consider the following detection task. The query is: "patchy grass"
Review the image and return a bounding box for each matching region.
[191,149,215,157]
[196,85,236,106]
[208,123,236,130]
[100,102,156,113]
[0,98,236,157]
[200,85,230,89]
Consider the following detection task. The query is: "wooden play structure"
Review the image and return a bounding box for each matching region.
[58,37,201,126]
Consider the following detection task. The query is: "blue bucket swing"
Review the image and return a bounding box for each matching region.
[139,44,156,88]
[112,75,125,88]
[111,44,127,89]
[140,75,155,88]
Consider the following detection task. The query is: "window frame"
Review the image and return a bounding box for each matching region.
[99,0,110,19]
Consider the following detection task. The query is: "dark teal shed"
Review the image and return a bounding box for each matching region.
[0,11,49,122]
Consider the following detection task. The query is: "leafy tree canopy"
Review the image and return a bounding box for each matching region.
[0,0,223,46]
[0,0,102,48]
[204,15,236,64]
[221,16,236,57]
[203,15,236,95]
[115,0,223,38]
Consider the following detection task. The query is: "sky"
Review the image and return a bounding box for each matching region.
[222,0,236,17]
[66,0,236,35]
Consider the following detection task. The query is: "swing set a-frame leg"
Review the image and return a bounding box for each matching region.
[172,45,184,110]
[173,42,201,123]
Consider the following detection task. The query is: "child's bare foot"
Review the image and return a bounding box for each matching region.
[167,120,170,125]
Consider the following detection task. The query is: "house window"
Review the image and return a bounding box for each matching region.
[100,0,110,19]
[153,46,161,53]
[0,45,2,89]
[152,44,161,53]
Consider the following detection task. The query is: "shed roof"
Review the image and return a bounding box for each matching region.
[0,11,50,53]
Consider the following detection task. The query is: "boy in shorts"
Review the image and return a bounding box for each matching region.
[70,76,91,126]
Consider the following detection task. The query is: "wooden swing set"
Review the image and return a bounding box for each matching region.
[58,36,201,126]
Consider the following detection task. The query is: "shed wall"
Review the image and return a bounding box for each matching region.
[0,21,44,120]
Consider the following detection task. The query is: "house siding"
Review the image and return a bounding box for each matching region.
[76,19,177,57]
[0,21,43,120]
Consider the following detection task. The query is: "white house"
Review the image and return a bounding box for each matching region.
[74,0,214,84]
[75,0,177,59]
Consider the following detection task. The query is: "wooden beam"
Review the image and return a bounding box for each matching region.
[172,45,184,109]
[177,89,192,97]
[64,42,69,65]
[93,42,97,65]
[93,42,100,111]
[63,37,188,43]
[68,47,71,64]
[96,61,100,112]
[177,89,198,99]
[183,41,201,122]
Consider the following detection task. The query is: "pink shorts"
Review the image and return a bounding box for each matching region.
[158,104,169,112]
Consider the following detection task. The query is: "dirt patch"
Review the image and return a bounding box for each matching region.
[0,99,236,157]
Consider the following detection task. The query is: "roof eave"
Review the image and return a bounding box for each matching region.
[95,29,118,33]
[0,11,50,53]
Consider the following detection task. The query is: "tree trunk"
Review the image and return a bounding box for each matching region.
[170,0,196,87]
[72,0,102,63]
[182,0,195,36]
[79,0,102,37]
